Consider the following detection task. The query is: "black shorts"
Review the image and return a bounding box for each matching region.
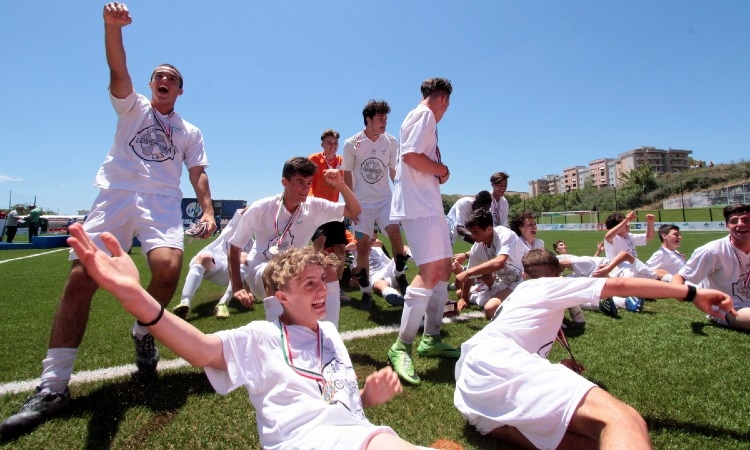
[312,220,348,247]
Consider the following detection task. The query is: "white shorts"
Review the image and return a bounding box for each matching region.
[401,216,452,266]
[72,189,183,259]
[455,338,595,450]
[370,259,396,287]
[352,199,398,237]
[611,259,658,279]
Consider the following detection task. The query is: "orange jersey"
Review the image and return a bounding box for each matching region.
[308,152,343,202]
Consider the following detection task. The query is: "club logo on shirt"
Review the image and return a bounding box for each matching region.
[320,356,365,420]
[130,125,177,162]
[360,157,385,184]
[732,273,749,301]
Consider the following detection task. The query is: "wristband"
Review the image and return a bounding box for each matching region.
[683,285,697,302]
[137,304,165,327]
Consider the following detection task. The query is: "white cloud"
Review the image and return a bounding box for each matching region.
[0,173,24,182]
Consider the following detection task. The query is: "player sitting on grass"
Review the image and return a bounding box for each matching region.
[174,207,253,320]
[58,224,424,450]
[347,232,410,308]
[454,248,736,450]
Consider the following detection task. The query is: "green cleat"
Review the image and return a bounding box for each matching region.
[215,303,230,320]
[388,340,420,385]
[417,334,461,359]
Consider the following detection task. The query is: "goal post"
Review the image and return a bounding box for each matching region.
[538,210,598,231]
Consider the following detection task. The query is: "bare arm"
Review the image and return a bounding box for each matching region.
[188,165,216,236]
[456,254,508,285]
[402,153,450,184]
[604,211,636,244]
[343,170,353,192]
[324,169,362,218]
[389,166,397,183]
[591,251,635,277]
[66,223,226,369]
[645,214,655,241]
[103,2,134,99]
[600,277,736,319]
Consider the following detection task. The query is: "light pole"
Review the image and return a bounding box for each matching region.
[679,178,685,222]
[613,187,618,212]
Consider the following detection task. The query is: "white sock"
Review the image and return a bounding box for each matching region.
[324,281,341,329]
[217,284,233,305]
[132,322,150,339]
[264,296,283,322]
[40,348,78,393]
[382,286,400,298]
[360,285,373,294]
[581,301,599,311]
[180,264,206,305]
[424,281,449,336]
[398,286,431,345]
[613,296,627,309]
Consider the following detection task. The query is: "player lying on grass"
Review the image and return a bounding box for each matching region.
[63,223,423,450]
[454,248,736,450]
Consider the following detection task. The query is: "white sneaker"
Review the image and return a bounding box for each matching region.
[173,300,191,319]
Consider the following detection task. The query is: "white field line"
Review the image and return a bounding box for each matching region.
[0,248,68,264]
[0,311,484,395]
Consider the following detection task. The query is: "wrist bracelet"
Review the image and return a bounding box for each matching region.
[137,304,165,327]
[683,285,697,302]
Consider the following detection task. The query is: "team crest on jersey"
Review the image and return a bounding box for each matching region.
[360,157,385,184]
[320,354,365,420]
[732,273,749,300]
[130,125,178,162]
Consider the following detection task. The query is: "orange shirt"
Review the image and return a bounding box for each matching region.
[308,152,342,202]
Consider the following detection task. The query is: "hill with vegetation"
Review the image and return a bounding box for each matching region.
[443,161,750,215]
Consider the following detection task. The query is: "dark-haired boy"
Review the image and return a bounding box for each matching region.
[455,248,735,450]
[673,204,750,330]
[646,224,685,282]
[343,100,409,308]
[446,190,492,245]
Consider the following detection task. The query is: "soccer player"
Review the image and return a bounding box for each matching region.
[343,100,410,309]
[0,2,216,436]
[173,207,254,320]
[673,204,750,330]
[454,248,736,450]
[646,224,686,282]
[446,190,492,245]
[388,78,457,385]
[227,157,361,329]
[54,225,421,450]
[489,172,510,228]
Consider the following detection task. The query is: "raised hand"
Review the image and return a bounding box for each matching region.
[360,366,403,407]
[103,2,133,27]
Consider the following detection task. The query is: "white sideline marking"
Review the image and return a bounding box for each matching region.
[0,311,484,396]
[0,248,68,265]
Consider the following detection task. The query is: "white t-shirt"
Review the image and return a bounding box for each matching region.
[205,320,394,450]
[341,131,398,203]
[390,104,443,220]
[446,197,474,230]
[646,247,686,275]
[468,226,526,287]
[230,194,344,266]
[678,236,750,308]
[490,196,509,228]
[558,255,610,278]
[192,209,253,265]
[95,91,208,199]
[604,233,647,260]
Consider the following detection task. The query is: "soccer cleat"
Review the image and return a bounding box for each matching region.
[417,334,461,359]
[385,292,405,307]
[360,292,374,310]
[173,301,191,319]
[598,298,619,317]
[214,303,230,319]
[132,332,159,374]
[625,296,644,313]
[0,387,70,437]
[388,341,420,385]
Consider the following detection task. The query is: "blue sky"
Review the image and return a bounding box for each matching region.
[2,1,748,214]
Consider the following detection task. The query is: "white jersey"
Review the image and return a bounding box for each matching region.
[390,104,443,220]
[230,194,344,266]
[646,247,686,275]
[446,197,474,230]
[341,131,398,203]
[604,233,647,260]
[678,236,750,308]
[454,277,605,449]
[558,255,610,278]
[490,196,509,228]
[206,320,393,450]
[468,226,526,287]
[95,91,208,199]
[191,209,253,265]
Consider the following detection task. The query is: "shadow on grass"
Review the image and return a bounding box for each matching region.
[1,371,214,449]
[691,320,750,336]
[645,416,750,442]
[460,421,525,450]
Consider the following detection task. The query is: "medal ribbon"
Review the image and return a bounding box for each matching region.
[274,195,302,250]
[280,321,324,389]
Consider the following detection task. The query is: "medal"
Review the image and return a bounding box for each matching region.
[269,245,279,256]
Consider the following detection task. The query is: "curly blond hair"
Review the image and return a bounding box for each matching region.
[263,247,338,293]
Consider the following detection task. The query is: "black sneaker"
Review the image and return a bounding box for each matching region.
[0,387,70,438]
[598,298,619,317]
[360,292,374,310]
[132,332,160,374]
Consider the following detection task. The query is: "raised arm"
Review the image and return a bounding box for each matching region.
[103,2,134,99]
[323,169,362,218]
[604,211,636,244]
[66,223,226,369]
